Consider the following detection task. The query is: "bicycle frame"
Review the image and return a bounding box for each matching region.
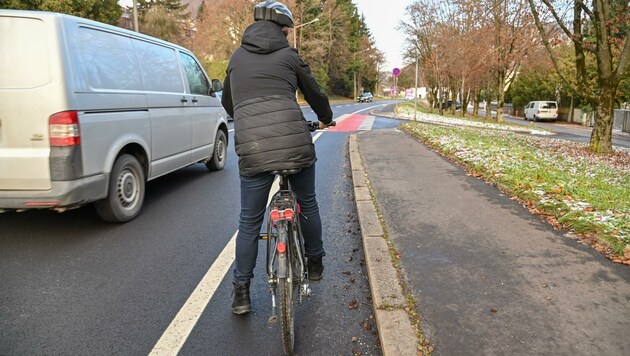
[260,121,334,353]
[264,172,309,319]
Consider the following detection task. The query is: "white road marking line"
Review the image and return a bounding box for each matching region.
[352,104,382,115]
[149,129,328,356]
[358,116,375,131]
[149,234,236,356]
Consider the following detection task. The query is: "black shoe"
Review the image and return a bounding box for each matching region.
[232,281,251,315]
[307,256,324,281]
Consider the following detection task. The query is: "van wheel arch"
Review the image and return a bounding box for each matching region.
[95,145,148,223]
[205,127,228,171]
[95,153,145,222]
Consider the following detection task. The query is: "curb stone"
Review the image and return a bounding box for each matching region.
[349,134,418,356]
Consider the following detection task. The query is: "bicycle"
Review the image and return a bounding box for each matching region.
[260,120,335,355]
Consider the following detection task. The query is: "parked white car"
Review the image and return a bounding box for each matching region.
[0,10,229,222]
[524,101,558,122]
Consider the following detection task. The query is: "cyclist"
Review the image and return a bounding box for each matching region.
[221,0,333,315]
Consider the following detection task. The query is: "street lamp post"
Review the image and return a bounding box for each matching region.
[293,18,319,50]
[292,18,319,101]
[414,46,419,121]
[132,0,139,32]
[353,48,372,101]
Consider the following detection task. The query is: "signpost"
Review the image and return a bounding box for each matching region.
[392,68,400,100]
[391,68,401,116]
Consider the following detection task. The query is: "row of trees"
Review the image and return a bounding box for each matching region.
[193,0,384,96]
[0,0,383,98]
[399,0,630,153]
[120,0,384,98]
[0,0,123,24]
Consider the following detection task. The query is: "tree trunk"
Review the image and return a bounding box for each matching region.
[589,83,616,153]
[496,69,505,123]
[429,87,438,113]
[473,89,481,116]
[485,83,492,120]
[461,89,470,118]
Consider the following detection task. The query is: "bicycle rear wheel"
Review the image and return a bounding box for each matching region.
[279,276,294,354]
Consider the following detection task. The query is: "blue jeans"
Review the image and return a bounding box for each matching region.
[234,164,325,285]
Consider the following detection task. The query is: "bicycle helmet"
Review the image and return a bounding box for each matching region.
[254,1,294,28]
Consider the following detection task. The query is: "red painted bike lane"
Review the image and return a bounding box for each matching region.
[328,114,368,132]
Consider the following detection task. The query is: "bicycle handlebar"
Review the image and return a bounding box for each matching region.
[307,120,336,132]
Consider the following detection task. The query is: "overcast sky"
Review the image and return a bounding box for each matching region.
[117,0,413,70]
[353,0,413,71]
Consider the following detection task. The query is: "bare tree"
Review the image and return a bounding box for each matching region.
[527,0,630,153]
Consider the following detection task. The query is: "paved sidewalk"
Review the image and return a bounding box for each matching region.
[350,129,630,355]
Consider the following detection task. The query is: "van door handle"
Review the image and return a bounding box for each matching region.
[181,97,188,103]
[192,98,198,103]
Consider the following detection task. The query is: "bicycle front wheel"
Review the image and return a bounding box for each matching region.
[279,276,294,354]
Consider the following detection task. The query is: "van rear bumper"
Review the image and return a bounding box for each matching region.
[0,174,108,210]
[536,113,558,120]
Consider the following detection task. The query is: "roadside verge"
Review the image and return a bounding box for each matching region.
[349,134,419,355]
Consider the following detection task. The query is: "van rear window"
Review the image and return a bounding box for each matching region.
[542,102,557,109]
[0,16,50,89]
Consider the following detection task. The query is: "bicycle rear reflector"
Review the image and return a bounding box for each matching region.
[283,209,295,221]
[277,242,286,254]
[270,210,281,222]
[270,209,295,222]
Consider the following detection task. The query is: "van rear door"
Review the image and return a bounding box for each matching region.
[0,13,60,190]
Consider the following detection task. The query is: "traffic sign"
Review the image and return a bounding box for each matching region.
[392,68,400,77]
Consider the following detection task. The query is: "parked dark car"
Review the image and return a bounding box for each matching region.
[357,92,373,103]
[435,100,461,110]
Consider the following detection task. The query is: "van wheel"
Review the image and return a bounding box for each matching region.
[206,130,227,171]
[95,154,145,223]
[533,115,538,122]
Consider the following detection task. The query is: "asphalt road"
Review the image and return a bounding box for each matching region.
[0,101,401,355]
[476,107,630,148]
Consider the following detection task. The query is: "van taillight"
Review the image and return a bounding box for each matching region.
[49,111,81,146]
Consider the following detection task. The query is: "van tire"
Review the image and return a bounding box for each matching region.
[95,154,145,223]
[205,130,227,171]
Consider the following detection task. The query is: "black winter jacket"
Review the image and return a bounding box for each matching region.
[221,21,333,177]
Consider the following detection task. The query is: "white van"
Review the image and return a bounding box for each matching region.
[0,10,229,222]
[524,101,558,122]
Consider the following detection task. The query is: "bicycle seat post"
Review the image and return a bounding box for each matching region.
[277,173,287,190]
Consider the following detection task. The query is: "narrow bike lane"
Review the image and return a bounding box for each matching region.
[0,103,400,355]
[156,106,395,355]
